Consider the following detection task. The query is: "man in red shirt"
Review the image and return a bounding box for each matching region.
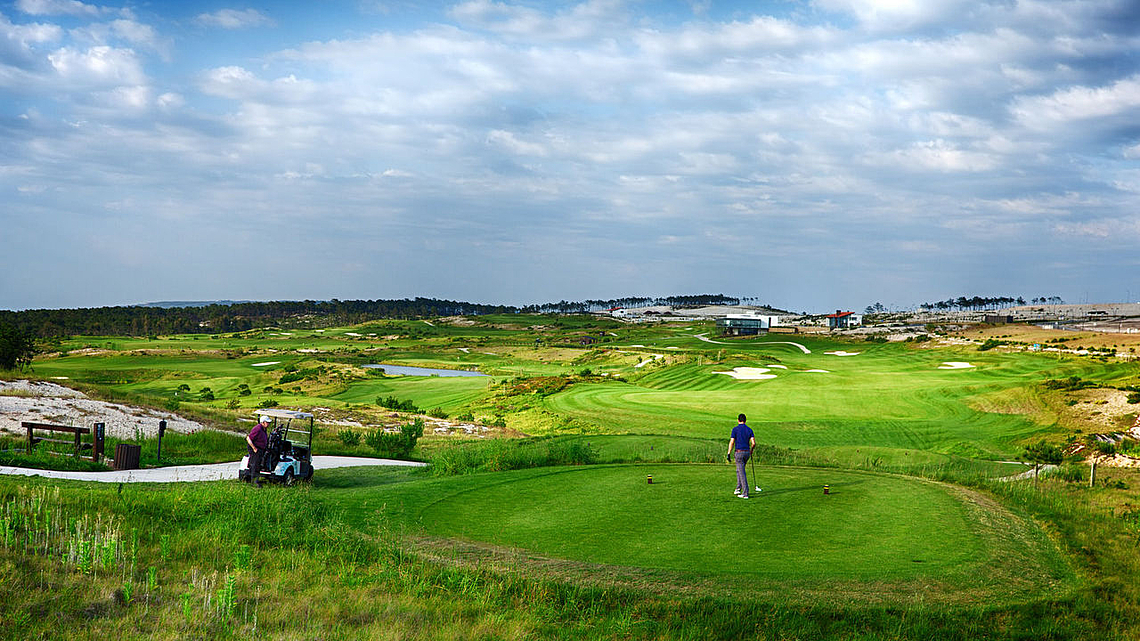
[245,416,270,486]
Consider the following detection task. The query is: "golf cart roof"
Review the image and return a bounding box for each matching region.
[254,409,314,420]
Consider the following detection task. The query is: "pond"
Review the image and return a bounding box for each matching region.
[363,364,489,377]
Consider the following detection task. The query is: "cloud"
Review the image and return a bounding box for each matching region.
[449,0,625,40]
[47,45,145,86]
[1011,74,1140,130]
[194,8,274,30]
[16,0,106,18]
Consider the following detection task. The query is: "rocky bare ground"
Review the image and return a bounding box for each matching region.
[0,379,206,440]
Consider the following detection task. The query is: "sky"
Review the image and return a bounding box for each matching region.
[2,0,1139,313]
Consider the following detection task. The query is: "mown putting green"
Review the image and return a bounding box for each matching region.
[331,464,1071,600]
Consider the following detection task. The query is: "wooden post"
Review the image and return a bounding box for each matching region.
[1090,457,1097,488]
[26,423,32,454]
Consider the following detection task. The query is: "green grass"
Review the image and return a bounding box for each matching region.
[319,464,1072,603]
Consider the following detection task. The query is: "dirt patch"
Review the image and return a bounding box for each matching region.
[1060,388,1138,432]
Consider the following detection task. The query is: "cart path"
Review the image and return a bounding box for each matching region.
[694,333,811,354]
[0,455,427,484]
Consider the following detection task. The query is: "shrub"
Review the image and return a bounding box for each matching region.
[199,388,214,401]
[257,399,278,409]
[338,429,361,447]
[1127,392,1140,404]
[364,419,423,458]
[377,396,420,413]
[427,407,448,419]
[455,412,475,422]
[978,338,1003,351]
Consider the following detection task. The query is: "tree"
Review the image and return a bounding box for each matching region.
[1022,442,1064,487]
[0,323,36,370]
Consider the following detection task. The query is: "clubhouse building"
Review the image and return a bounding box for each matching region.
[716,313,781,336]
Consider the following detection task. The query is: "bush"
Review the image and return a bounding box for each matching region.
[257,399,279,409]
[427,407,448,419]
[978,338,1003,351]
[1044,376,1099,391]
[455,412,475,422]
[1127,392,1140,404]
[338,429,361,447]
[377,396,421,413]
[364,419,423,458]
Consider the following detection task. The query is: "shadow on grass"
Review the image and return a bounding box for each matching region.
[754,479,867,497]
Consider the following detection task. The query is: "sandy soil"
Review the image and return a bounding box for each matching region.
[0,380,205,439]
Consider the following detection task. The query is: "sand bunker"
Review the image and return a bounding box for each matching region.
[714,367,777,380]
[825,351,861,356]
[458,347,470,353]
[251,361,280,367]
[768,364,787,369]
[938,362,975,369]
[666,346,680,350]
[344,332,363,337]
[804,369,830,373]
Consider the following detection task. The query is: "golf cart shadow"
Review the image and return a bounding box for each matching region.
[759,479,866,497]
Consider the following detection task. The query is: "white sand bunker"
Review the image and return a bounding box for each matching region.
[939,362,976,369]
[714,367,777,380]
[825,351,861,356]
[804,369,830,373]
[251,361,280,367]
[344,332,363,337]
[767,364,787,369]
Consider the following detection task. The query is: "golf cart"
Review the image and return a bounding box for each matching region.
[238,409,315,485]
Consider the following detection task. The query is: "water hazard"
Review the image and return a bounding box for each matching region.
[363,364,488,377]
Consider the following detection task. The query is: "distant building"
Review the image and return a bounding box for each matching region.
[717,314,780,336]
[984,314,1014,324]
[826,310,861,329]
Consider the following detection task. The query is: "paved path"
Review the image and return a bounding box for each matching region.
[0,456,427,484]
[694,333,812,354]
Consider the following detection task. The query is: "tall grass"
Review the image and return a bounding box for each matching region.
[429,437,598,476]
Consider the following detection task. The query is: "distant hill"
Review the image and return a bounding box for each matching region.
[138,300,256,309]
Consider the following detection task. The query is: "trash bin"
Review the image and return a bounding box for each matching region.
[113,443,142,470]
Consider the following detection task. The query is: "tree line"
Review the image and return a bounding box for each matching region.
[520,294,746,314]
[917,295,1064,312]
[0,293,757,338]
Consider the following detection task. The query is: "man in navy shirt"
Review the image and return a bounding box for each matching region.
[728,413,757,499]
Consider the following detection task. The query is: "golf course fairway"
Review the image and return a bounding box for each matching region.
[331,464,1073,603]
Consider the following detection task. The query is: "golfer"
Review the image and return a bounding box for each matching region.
[246,416,269,486]
[728,413,757,499]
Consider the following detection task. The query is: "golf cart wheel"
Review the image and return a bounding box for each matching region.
[302,465,314,481]
[282,468,296,486]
